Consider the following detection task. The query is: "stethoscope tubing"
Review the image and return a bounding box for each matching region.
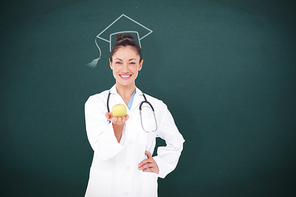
[106,90,157,133]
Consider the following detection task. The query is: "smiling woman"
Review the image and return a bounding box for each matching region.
[110,46,143,96]
[84,34,185,197]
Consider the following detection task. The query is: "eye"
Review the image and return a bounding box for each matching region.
[115,61,122,65]
[130,62,136,65]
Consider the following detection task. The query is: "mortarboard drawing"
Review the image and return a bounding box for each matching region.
[87,14,153,68]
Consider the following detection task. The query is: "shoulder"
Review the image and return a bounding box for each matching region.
[85,89,109,106]
[137,87,166,106]
[143,93,167,109]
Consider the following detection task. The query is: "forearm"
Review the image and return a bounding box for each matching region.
[154,105,185,178]
[85,97,124,160]
[154,143,183,178]
[112,123,124,143]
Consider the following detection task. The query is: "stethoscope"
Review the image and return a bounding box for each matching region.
[107,91,157,133]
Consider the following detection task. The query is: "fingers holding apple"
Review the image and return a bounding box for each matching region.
[105,104,129,125]
[105,112,129,125]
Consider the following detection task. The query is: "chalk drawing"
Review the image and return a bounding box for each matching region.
[87,14,153,68]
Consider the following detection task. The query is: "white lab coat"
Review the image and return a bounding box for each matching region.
[84,85,184,197]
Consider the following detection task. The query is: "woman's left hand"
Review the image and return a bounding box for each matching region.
[138,151,159,174]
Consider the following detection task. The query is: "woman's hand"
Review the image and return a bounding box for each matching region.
[105,112,129,142]
[105,112,129,125]
[138,151,159,174]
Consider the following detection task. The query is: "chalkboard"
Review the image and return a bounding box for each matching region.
[1,0,295,196]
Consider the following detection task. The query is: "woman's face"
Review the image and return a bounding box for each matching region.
[110,46,143,88]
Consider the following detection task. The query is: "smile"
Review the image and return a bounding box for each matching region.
[120,74,132,79]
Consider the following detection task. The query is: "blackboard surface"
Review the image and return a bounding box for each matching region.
[1,0,295,196]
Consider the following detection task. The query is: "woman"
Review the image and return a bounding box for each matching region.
[84,34,184,197]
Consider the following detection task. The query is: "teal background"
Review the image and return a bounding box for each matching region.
[1,0,295,196]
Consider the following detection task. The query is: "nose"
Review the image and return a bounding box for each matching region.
[122,62,129,72]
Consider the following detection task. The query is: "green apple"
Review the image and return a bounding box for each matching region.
[112,104,127,117]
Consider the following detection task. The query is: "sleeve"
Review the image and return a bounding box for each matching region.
[153,103,185,179]
[85,95,124,160]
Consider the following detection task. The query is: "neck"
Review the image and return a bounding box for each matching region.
[115,83,136,105]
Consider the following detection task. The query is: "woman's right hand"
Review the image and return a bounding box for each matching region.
[105,112,129,125]
[105,112,129,143]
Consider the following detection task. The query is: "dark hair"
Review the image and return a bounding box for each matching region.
[110,34,142,62]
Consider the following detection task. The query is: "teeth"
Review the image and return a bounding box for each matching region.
[121,75,131,78]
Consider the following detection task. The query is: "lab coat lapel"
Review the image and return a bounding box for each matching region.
[114,94,123,104]
[110,85,125,107]
[109,85,144,112]
[130,87,143,112]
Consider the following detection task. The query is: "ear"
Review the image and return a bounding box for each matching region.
[138,60,143,71]
[109,58,113,70]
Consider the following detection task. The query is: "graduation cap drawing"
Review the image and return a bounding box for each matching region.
[87,14,153,68]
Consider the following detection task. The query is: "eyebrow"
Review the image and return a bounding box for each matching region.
[114,58,137,61]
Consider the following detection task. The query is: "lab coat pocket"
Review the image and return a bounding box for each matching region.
[139,118,157,145]
[141,172,158,197]
[141,117,157,133]
[85,169,112,197]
